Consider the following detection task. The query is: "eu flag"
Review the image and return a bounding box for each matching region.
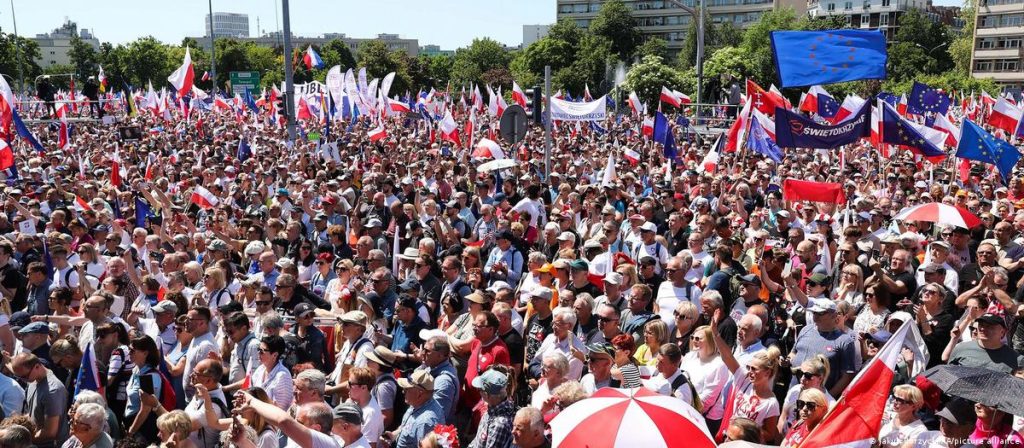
[908,82,951,115]
[652,112,677,160]
[770,30,887,88]
[877,92,898,107]
[957,119,1021,183]
[880,101,945,159]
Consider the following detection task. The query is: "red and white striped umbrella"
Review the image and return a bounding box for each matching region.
[550,387,715,448]
[892,202,981,229]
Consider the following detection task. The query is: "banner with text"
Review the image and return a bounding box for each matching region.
[550,96,608,122]
[774,101,871,149]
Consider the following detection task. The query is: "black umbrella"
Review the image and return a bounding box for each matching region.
[921,365,1024,416]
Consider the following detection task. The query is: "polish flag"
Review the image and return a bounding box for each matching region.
[0,74,14,141]
[583,84,593,102]
[58,118,70,150]
[641,116,654,137]
[988,97,1022,134]
[74,195,92,212]
[190,186,219,210]
[439,108,461,147]
[932,112,961,148]
[110,152,123,188]
[496,87,508,118]
[660,86,681,108]
[465,109,477,147]
[725,100,752,152]
[799,85,838,118]
[472,138,505,159]
[486,85,499,118]
[673,90,691,105]
[389,97,411,113]
[473,85,483,113]
[367,125,388,142]
[167,47,195,97]
[897,94,909,116]
[201,71,211,82]
[213,96,231,111]
[801,320,927,448]
[627,91,643,116]
[831,95,867,124]
[700,133,724,173]
[981,91,996,110]
[511,81,527,108]
[623,147,641,165]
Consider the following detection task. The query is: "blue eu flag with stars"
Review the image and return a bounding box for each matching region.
[770,30,888,88]
[908,82,951,115]
[957,119,1022,183]
[880,101,945,159]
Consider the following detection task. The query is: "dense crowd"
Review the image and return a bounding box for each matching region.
[0,82,1019,448]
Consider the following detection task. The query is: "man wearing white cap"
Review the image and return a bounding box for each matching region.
[789,298,856,397]
[633,221,670,275]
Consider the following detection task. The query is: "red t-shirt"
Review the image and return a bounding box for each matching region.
[461,336,511,408]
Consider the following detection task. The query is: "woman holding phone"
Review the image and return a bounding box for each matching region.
[124,335,164,444]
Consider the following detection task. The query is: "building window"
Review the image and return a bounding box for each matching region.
[998,59,1019,71]
[975,60,993,71]
[1004,14,1022,27]
[845,1,853,9]
[882,0,890,6]
[558,4,573,13]
[978,37,996,49]
[1006,38,1021,48]
[573,4,588,13]
[827,3,836,11]
[861,13,870,23]
[879,13,889,24]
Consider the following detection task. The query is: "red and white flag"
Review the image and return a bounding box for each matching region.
[988,97,1022,135]
[641,116,654,137]
[190,186,219,209]
[439,108,461,147]
[74,195,92,212]
[110,151,123,188]
[700,133,722,173]
[367,125,388,142]
[623,147,641,165]
[673,89,691,105]
[0,75,14,141]
[472,138,505,159]
[511,81,527,108]
[627,91,643,116]
[932,112,961,148]
[660,86,681,108]
[801,320,928,448]
[167,47,195,97]
[201,71,211,82]
[832,95,867,124]
[897,93,909,116]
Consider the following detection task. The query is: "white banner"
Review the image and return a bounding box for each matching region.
[284,81,327,96]
[550,95,607,122]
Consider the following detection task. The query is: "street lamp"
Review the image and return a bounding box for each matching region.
[665,0,704,125]
[208,0,217,97]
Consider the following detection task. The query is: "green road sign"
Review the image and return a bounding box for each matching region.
[229,71,260,96]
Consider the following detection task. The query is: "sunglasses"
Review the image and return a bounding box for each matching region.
[891,396,913,405]
[794,370,820,381]
[795,400,818,412]
[597,316,618,323]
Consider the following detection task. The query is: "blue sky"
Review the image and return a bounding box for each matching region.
[7,0,557,49]
[6,0,962,50]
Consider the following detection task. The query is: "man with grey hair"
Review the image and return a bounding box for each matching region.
[531,307,587,381]
[700,290,737,348]
[414,335,459,424]
[511,407,547,448]
[734,314,766,365]
[572,294,602,346]
[67,403,111,448]
[468,369,515,448]
[237,391,336,448]
[292,369,328,409]
[0,425,31,448]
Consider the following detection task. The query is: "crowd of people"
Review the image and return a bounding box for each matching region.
[0,81,1018,448]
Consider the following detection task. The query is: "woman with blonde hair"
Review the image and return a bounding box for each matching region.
[779,355,835,436]
[199,386,278,448]
[781,388,829,448]
[833,265,865,306]
[634,319,669,367]
[156,410,197,448]
[682,325,730,432]
[670,301,700,352]
[713,310,782,444]
[878,385,927,448]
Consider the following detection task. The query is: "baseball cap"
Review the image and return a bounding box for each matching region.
[397,369,435,391]
[294,303,316,318]
[365,218,383,228]
[603,272,623,286]
[808,273,830,285]
[860,330,891,344]
[739,274,761,286]
[208,239,229,252]
[487,281,513,293]
[920,263,945,274]
[640,222,657,233]
[586,342,615,360]
[527,287,553,302]
[568,259,589,271]
[332,402,363,424]
[472,369,509,395]
[17,322,50,335]
[557,231,576,242]
[152,301,179,314]
[976,313,1007,328]
[807,298,837,313]
[398,277,421,292]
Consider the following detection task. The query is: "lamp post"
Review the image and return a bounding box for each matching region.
[208,0,217,97]
[9,0,23,93]
[666,0,704,125]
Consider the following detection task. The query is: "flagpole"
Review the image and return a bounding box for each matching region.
[281,0,296,143]
[207,0,217,97]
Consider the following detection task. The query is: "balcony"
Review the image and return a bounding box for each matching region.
[979,2,1024,14]
[977,25,1024,36]
[973,47,1024,58]
[972,71,1024,83]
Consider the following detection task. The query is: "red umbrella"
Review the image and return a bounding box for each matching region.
[892,202,981,229]
[550,387,715,448]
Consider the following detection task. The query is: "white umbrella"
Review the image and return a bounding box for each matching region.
[476,158,516,172]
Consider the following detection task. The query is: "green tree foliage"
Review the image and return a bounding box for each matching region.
[554,33,612,95]
[320,39,357,72]
[123,37,171,88]
[0,31,41,91]
[948,1,974,75]
[882,71,999,96]
[636,37,669,60]
[589,0,643,60]
[702,46,749,89]
[67,35,99,79]
[426,55,455,87]
[892,8,954,77]
[42,64,77,90]
[624,54,686,105]
[449,38,512,88]
[740,8,799,87]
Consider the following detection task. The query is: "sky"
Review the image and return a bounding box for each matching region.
[7,0,963,50]
[7,0,557,49]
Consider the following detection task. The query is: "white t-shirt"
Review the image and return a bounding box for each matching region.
[358,398,384,444]
[332,435,371,448]
[878,419,927,448]
[285,430,341,448]
[727,365,781,426]
[681,353,730,420]
[655,281,702,331]
[643,370,694,405]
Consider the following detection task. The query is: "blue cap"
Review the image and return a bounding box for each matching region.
[18,322,50,335]
[472,369,509,395]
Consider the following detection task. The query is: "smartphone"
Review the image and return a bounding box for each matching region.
[140,374,155,395]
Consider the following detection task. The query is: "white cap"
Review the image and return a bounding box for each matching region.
[557,231,576,242]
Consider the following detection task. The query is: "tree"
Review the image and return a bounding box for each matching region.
[0,31,41,92]
[702,46,750,97]
[948,1,974,75]
[740,8,799,86]
[426,55,454,87]
[554,33,612,95]
[42,64,77,90]
[894,8,953,74]
[67,35,98,79]
[636,37,669,60]
[589,0,643,61]
[547,19,584,52]
[357,40,402,79]
[624,54,687,105]
[520,37,576,76]
[887,41,931,83]
[320,39,357,72]
[123,37,171,88]
[449,38,512,88]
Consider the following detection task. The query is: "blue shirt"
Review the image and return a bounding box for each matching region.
[390,317,426,363]
[419,361,459,423]
[0,372,24,417]
[395,399,443,448]
[125,365,162,417]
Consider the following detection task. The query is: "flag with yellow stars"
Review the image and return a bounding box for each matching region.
[771,30,888,88]
[957,119,1021,183]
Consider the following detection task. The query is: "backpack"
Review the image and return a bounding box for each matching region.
[671,373,703,414]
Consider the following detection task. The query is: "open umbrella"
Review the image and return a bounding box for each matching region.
[922,365,1024,416]
[549,387,715,448]
[476,158,516,172]
[892,202,981,228]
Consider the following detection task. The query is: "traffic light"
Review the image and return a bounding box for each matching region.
[526,86,543,125]
[276,92,290,121]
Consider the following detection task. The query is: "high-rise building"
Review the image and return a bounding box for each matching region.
[807,0,961,41]
[523,24,552,47]
[556,0,807,53]
[30,20,100,69]
[205,12,250,38]
[970,0,1023,89]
